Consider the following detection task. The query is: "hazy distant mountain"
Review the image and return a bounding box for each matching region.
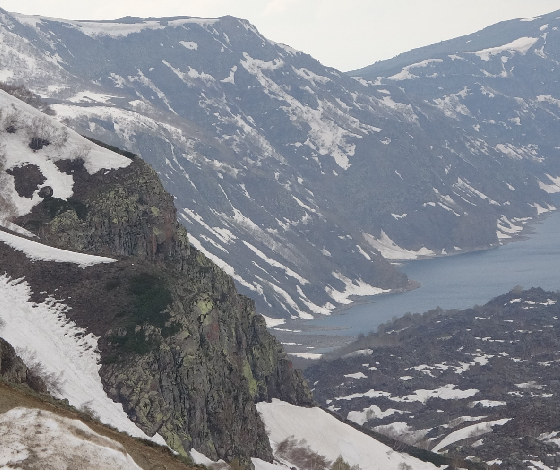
[348,11,560,208]
[0,9,558,319]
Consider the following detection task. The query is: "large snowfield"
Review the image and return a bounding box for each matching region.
[256,399,442,470]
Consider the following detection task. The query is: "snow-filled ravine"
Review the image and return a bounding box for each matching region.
[305,207,560,337]
[0,274,166,445]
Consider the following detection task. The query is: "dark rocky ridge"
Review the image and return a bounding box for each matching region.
[1,10,558,319]
[2,136,313,466]
[306,288,560,469]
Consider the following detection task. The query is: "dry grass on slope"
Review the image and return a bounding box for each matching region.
[0,380,202,470]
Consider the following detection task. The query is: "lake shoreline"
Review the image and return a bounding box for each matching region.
[317,208,550,319]
[273,207,560,365]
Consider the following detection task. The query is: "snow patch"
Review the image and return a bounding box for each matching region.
[190,448,229,467]
[344,372,367,380]
[363,231,435,260]
[0,230,116,267]
[261,315,286,328]
[257,400,440,470]
[0,90,131,219]
[179,41,198,50]
[0,275,162,442]
[432,87,472,119]
[538,174,560,193]
[471,37,539,61]
[529,203,555,215]
[287,353,322,360]
[471,400,506,408]
[68,91,119,104]
[221,65,237,84]
[455,178,500,206]
[347,405,408,426]
[388,59,443,81]
[342,349,373,359]
[12,15,219,38]
[325,271,389,305]
[432,419,510,452]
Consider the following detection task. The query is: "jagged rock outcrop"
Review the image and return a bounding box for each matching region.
[9,145,313,466]
[0,337,46,393]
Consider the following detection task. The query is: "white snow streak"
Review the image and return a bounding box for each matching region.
[363,231,435,260]
[471,37,539,61]
[432,419,510,452]
[0,230,115,267]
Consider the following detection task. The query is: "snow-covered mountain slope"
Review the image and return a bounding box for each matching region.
[1,10,558,319]
[257,399,442,470]
[350,10,560,79]
[349,12,560,230]
[306,288,560,469]
[0,274,165,443]
[0,407,144,470]
[0,89,131,229]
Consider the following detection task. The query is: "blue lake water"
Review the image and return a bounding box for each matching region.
[305,211,560,337]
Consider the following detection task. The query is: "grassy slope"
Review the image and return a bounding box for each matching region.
[0,380,202,470]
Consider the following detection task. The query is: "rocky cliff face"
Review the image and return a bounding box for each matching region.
[15,155,313,464]
[0,90,313,466]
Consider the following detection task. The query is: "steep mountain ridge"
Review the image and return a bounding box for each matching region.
[348,13,560,224]
[349,9,560,77]
[0,89,312,466]
[1,9,558,319]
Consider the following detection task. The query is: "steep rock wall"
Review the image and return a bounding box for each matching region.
[12,152,313,465]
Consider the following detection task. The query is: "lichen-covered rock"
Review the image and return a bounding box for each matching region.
[15,153,313,467]
[23,157,186,266]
